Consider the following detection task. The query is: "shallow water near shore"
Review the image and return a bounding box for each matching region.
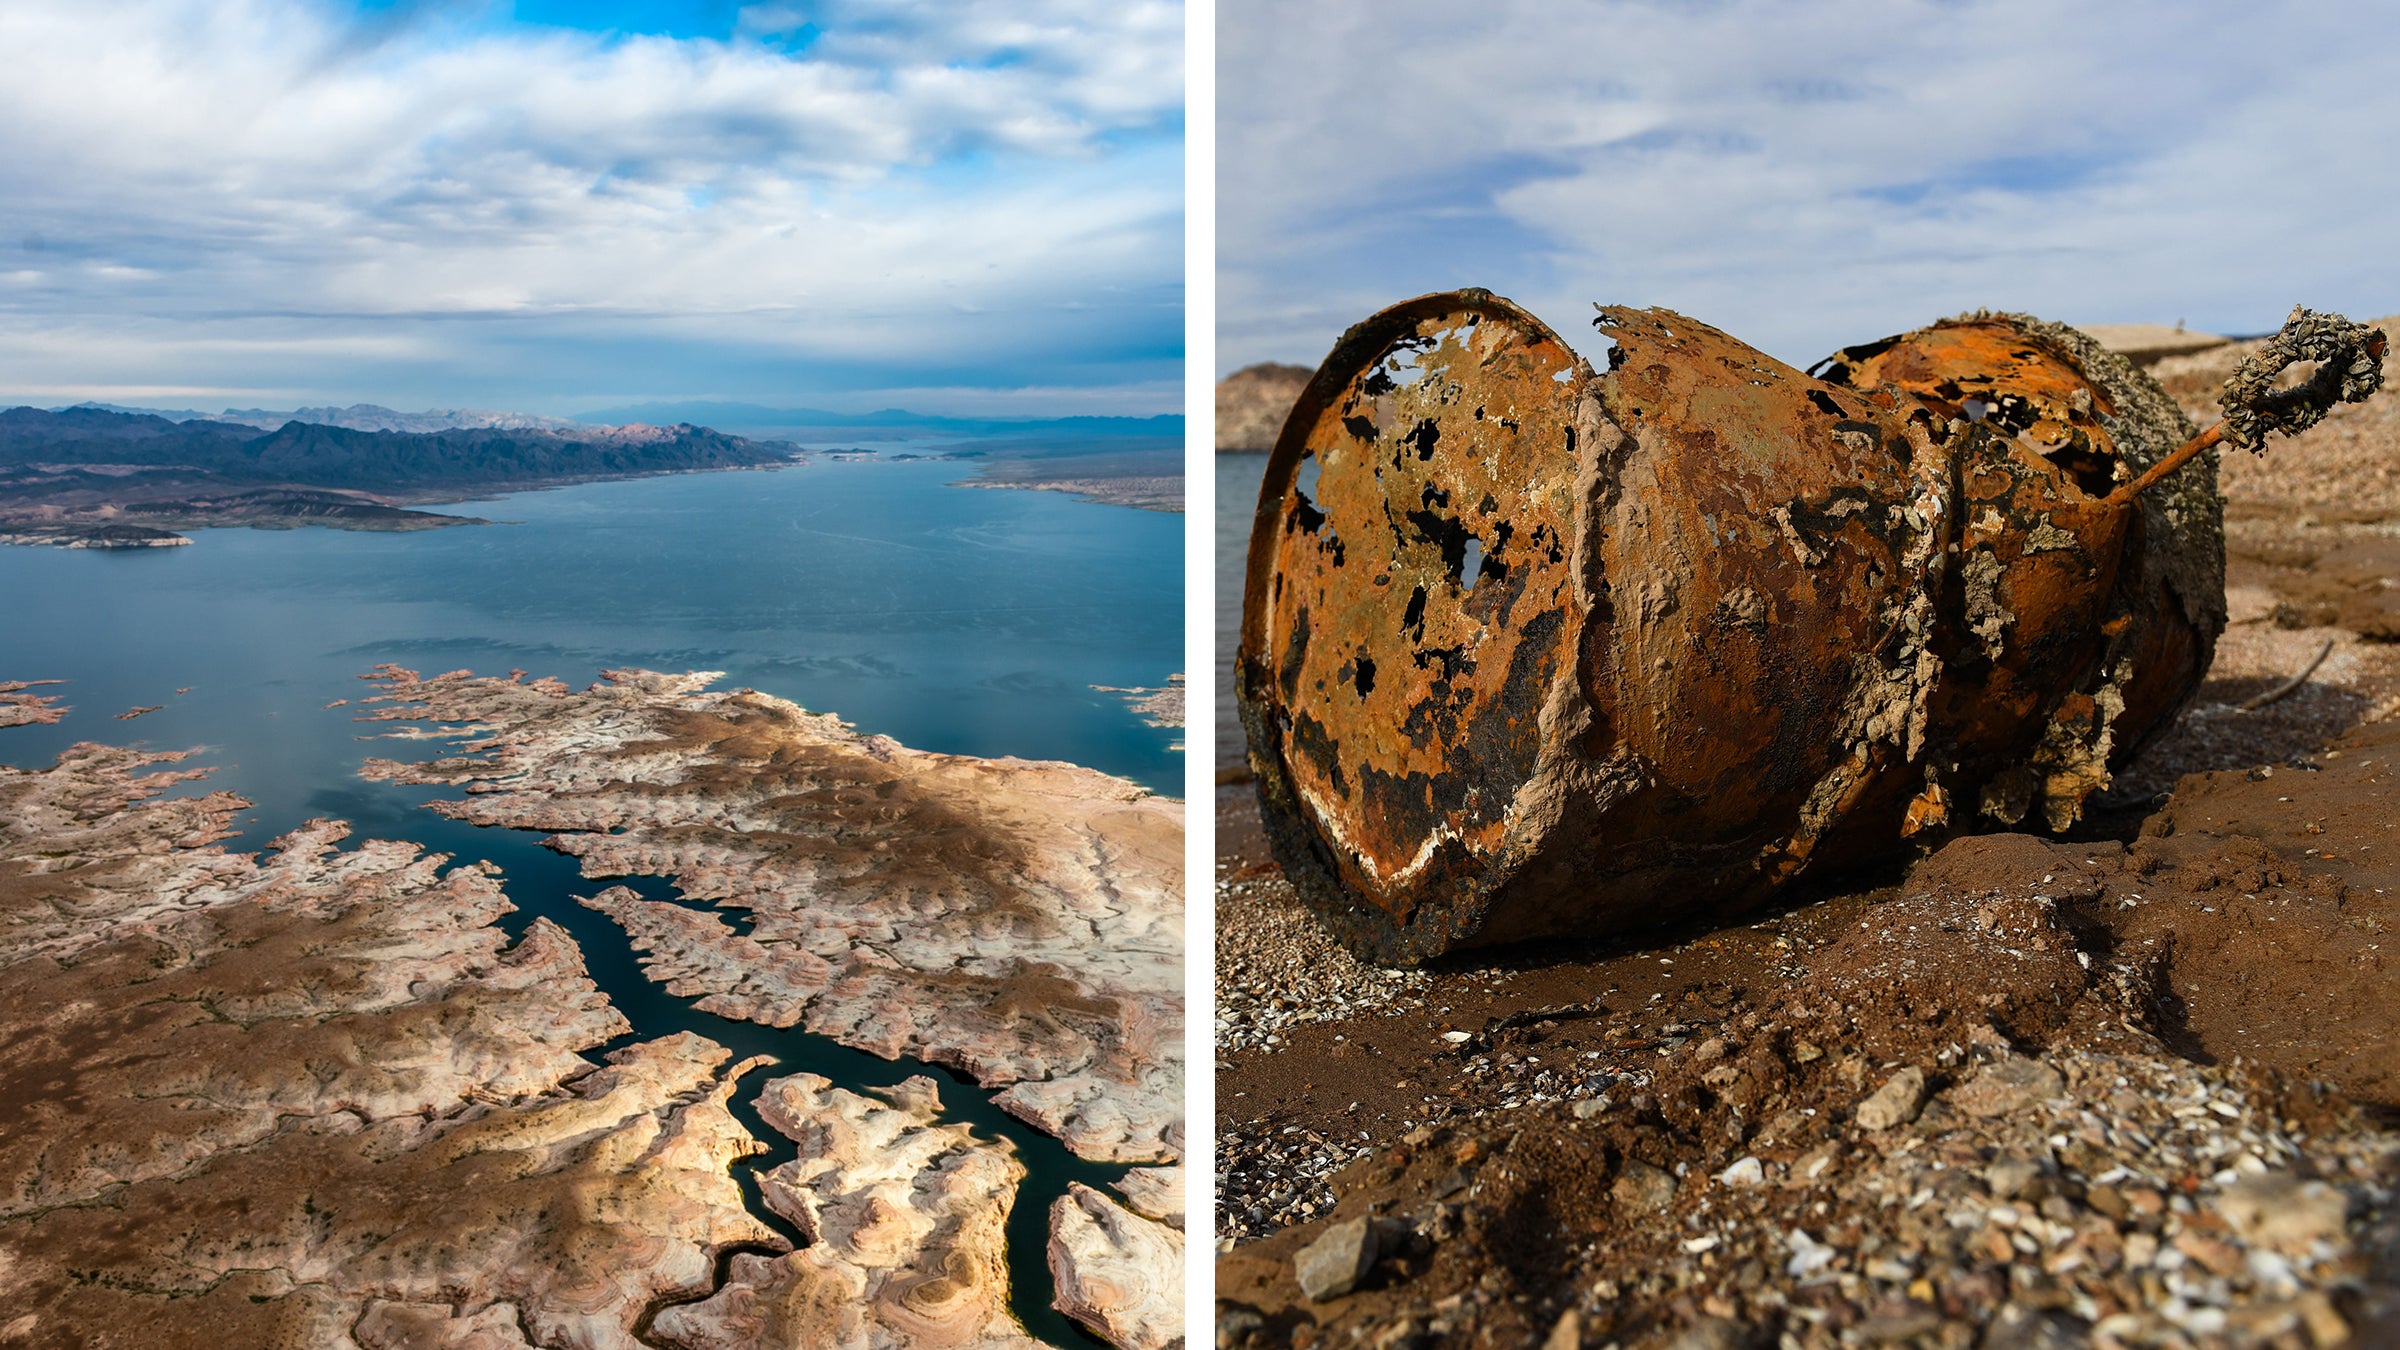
[0,458,1180,1345]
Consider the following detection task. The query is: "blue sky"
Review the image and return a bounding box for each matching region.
[1217,0,2400,376]
[0,0,1182,417]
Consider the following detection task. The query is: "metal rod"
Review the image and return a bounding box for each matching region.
[2108,422,2225,507]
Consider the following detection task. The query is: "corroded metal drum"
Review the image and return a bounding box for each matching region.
[1237,290,2221,963]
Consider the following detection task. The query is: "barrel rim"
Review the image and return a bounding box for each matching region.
[1236,288,1597,958]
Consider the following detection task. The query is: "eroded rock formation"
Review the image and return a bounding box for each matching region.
[1049,1183,1186,1350]
[652,1073,1038,1350]
[0,680,66,727]
[357,665,1186,1168]
[0,734,784,1348]
[2,673,1186,1350]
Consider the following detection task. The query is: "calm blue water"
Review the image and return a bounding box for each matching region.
[0,460,1181,814]
[0,459,1180,1346]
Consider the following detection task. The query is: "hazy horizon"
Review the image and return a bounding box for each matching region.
[2,393,1190,426]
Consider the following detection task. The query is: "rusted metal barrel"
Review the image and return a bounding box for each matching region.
[1237,290,2379,963]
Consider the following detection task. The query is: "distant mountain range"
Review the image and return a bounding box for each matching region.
[65,402,594,434]
[1,405,795,495]
[1,399,1187,545]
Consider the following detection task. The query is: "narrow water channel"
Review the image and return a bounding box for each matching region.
[368,782,1125,1348]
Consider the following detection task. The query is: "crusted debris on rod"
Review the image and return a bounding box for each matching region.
[2217,306,2387,450]
[1237,291,2383,963]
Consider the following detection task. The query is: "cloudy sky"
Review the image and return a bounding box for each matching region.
[0,0,1182,416]
[1219,0,2400,376]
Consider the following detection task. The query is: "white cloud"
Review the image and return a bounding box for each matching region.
[1218,0,2400,374]
[0,0,1183,412]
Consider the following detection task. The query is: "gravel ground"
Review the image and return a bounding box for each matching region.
[1219,804,2400,1347]
[1216,873,1436,1054]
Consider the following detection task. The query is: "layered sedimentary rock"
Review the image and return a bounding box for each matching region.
[1048,1184,1186,1350]
[652,1074,1037,1350]
[1112,1165,1185,1226]
[357,665,1185,1167]
[0,731,787,1348]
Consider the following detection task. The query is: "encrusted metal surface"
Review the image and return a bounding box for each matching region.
[1239,293,1591,958]
[1240,292,2247,963]
[1819,313,2218,830]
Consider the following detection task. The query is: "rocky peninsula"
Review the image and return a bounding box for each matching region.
[0,681,68,727]
[653,1073,1039,1350]
[952,437,1186,513]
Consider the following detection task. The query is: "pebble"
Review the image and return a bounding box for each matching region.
[1951,1054,2065,1117]
[2212,1171,2351,1252]
[1612,1159,1677,1215]
[1854,1066,1927,1131]
[1294,1216,1378,1302]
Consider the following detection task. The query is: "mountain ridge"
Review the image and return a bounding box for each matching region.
[1,405,795,490]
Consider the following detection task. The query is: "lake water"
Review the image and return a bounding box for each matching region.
[0,459,1181,1345]
[0,459,1181,810]
[1218,453,1269,776]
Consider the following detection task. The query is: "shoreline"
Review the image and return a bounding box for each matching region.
[0,454,1187,547]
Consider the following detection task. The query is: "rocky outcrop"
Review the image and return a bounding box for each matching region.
[651,1072,1038,1350]
[357,666,1185,1167]
[0,732,788,1348]
[1113,1164,1185,1226]
[1215,363,1312,452]
[1049,1183,1185,1350]
[0,680,66,726]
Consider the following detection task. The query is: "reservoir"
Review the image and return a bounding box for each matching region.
[0,456,1182,1345]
